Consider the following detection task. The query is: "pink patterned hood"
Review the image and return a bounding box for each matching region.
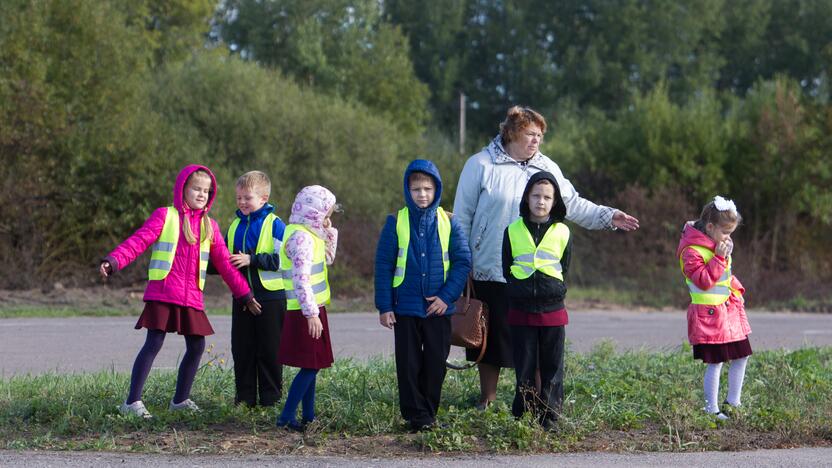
[289,185,337,238]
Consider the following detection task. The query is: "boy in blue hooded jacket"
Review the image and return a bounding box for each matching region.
[375,159,472,432]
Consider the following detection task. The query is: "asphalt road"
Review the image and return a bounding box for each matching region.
[1,310,830,376]
[2,447,832,467]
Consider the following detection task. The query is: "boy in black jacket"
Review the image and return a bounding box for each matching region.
[501,171,571,430]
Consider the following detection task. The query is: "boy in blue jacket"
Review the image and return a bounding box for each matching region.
[224,171,287,407]
[375,159,472,432]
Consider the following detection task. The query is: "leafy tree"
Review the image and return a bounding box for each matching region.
[216,0,429,135]
[113,0,216,67]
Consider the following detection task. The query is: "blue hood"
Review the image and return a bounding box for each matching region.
[403,159,443,213]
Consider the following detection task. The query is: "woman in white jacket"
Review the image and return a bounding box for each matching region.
[453,106,639,409]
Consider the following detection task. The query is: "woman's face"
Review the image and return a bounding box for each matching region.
[509,124,543,159]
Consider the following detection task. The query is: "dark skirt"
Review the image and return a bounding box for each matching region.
[135,301,214,336]
[465,280,514,368]
[278,306,334,370]
[693,337,753,364]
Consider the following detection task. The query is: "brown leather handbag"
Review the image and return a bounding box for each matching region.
[446,277,488,370]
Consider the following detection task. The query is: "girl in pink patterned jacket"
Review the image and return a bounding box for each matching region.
[100,165,260,419]
[275,185,339,431]
[676,196,752,421]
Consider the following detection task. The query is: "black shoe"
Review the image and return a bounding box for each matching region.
[410,421,436,433]
[540,417,558,432]
[721,401,740,417]
[276,420,305,432]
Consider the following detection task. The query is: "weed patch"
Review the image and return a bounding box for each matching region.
[1,347,831,455]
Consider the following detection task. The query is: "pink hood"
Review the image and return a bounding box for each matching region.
[105,165,252,312]
[677,222,751,345]
[676,222,715,258]
[173,164,218,215]
[289,185,337,238]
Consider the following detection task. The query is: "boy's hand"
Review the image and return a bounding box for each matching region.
[307,316,323,339]
[379,311,396,329]
[426,296,448,316]
[229,253,251,269]
[246,297,262,315]
[99,261,112,279]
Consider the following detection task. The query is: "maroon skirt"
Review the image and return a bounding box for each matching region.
[278,306,334,370]
[135,301,215,336]
[693,337,752,363]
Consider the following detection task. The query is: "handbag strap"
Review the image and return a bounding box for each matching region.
[445,302,488,371]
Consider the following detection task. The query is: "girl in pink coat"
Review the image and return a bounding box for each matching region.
[100,165,261,418]
[676,196,751,421]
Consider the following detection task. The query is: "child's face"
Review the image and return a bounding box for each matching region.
[409,178,435,209]
[236,186,269,216]
[527,181,555,220]
[705,221,737,244]
[184,174,211,211]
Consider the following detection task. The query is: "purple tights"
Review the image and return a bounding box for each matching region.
[126,329,205,404]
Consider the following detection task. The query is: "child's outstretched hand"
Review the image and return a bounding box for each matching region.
[379,311,396,329]
[426,296,448,316]
[307,316,323,339]
[246,297,262,315]
[229,253,251,269]
[99,261,112,279]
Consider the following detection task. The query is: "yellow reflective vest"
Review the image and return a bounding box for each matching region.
[148,206,211,290]
[679,245,737,305]
[227,213,284,291]
[392,207,451,287]
[279,224,330,310]
[507,218,570,280]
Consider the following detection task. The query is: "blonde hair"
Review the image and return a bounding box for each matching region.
[499,106,547,144]
[236,170,271,197]
[182,170,214,245]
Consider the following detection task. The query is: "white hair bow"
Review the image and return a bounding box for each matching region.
[713,195,737,213]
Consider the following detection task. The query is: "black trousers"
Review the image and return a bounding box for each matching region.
[231,298,285,406]
[510,325,565,424]
[393,314,451,428]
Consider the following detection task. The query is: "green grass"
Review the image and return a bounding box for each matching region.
[1,345,831,454]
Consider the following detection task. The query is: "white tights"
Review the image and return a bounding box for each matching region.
[703,356,749,413]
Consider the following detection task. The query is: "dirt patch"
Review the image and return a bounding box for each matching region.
[41,426,832,456]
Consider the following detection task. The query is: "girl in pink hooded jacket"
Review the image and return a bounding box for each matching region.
[100,165,260,419]
[676,196,752,421]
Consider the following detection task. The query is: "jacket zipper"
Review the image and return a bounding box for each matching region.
[532,221,539,300]
[243,215,252,287]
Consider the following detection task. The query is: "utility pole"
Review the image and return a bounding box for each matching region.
[459,92,466,155]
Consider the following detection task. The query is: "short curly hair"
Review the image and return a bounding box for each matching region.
[499,106,547,144]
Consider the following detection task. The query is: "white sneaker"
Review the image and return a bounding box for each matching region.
[169,398,200,412]
[119,400,153,419]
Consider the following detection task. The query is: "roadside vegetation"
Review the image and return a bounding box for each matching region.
[1,345,829,455]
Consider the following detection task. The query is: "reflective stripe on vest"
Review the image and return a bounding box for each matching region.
[279,224,330,310]
[393,207,450,287]
[148,206,211,290]
[227,213,284,291]
[508,218,570,280]
[679,245,734,305]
